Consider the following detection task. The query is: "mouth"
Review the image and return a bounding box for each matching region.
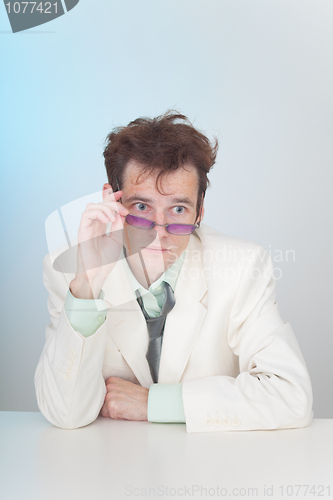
[143,247,169,253]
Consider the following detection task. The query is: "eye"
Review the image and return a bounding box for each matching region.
[135,202,148,212]
[172,206,185,215]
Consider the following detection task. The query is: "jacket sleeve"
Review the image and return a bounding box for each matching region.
[34,254,109,429]
[182,246,313,433]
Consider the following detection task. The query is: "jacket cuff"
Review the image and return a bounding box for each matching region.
[64,288,107,338]
[148,383,186,423]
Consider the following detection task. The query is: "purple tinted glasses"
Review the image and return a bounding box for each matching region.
[125,214,199,235]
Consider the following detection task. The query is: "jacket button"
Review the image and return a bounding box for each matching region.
[233,417,241,427]
[224,417,231,427]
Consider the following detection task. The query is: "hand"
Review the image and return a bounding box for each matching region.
[70,188,129,299]
[100,377,149,421]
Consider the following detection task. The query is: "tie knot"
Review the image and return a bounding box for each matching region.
[135,281,176,319]
[161,281,176,316]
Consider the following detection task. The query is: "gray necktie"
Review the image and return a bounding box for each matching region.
[136,282,176,383]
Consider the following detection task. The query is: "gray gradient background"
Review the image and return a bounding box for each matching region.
[0,0,332,417]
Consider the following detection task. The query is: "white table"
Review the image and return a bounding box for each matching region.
[0,412,332,500]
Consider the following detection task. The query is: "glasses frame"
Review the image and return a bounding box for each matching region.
[125,213,200,235]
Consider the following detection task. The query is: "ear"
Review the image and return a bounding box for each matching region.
[197,195,205,223]
[102,183,112,201]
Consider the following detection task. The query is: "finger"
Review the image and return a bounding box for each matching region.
[109,212,124,234]
[106,377,134,391]
[105,189,123,203]
[86,203,118,219]
[105,190,129,213]
[105,376,123,386]
[82,206,117,227]
[85,202,117,218]
[100,400,109,418]
[103,199,129,216]
[81,211,111,230]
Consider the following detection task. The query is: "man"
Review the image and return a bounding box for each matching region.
[35,111,313,432]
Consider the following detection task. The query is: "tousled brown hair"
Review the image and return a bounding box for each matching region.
[103,111,218,218]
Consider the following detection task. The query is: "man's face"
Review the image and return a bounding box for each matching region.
[120,159,203,281]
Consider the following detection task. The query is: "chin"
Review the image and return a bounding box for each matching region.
[141,249,174,271]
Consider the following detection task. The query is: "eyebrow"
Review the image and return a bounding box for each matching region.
[125,195,195,207]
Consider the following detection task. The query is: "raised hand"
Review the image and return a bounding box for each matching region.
[70,187,129,299]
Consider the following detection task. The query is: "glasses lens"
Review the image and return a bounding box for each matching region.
[167,224,196,235]
[126,214,155,230]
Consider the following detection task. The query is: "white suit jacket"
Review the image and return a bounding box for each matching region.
[35,223,313,432]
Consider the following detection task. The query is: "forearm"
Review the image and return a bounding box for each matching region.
[182,321,313,433]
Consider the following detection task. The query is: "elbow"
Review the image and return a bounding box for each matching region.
[34,367,105,430]
[36,396,99,430]
[257,370,314,430]
[35,381,100,430]
[291,384,314,429]
[277,377,314,430]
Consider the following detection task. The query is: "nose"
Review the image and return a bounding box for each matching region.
[153,211,169,237]
[154,224,169,239]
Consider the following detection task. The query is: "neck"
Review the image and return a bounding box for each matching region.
[125,252,165,289]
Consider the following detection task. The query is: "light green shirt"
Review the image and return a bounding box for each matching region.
[122,251,183,316]
[64,251,186,423]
